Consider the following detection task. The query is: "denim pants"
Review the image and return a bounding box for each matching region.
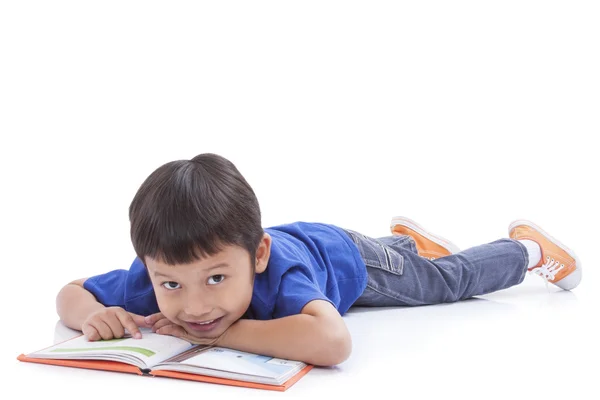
[342,229,529,306]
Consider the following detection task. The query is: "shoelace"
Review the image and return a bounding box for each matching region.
[530,256,565,287]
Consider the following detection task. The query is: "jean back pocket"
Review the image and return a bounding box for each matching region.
[344,229,405,275]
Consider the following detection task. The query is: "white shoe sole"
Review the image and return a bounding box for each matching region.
[508,219,582,291]
[390,216,461,254]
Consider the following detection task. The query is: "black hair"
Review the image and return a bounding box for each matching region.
[129,153,263,265]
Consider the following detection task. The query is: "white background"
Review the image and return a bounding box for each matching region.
[1,1,598,399]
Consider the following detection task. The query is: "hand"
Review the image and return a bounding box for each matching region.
[144,312,227,346]
[82,306,150,341]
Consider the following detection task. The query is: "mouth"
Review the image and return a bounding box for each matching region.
[185,316,224,333]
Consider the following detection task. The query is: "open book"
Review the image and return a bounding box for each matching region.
[17,328,312,391]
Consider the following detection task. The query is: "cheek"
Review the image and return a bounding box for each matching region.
[155,292,180,320]
[227,280,254,314]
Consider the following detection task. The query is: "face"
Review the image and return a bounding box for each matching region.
[145,234,270,340]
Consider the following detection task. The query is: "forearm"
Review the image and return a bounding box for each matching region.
[219,314,351,366]
[56,282,105,330]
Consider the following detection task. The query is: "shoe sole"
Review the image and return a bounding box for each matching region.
[390,216,461,254]
[508,219,582,290]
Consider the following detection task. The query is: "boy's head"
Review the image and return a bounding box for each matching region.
[128,153,271,339]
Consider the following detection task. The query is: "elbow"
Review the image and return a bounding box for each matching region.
[55,284,73,318]
[328,333,352,366]
[56,279,87,318]
[56,283,70,309]
[312,326,352,367]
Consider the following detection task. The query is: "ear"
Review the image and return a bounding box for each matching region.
[254,232,271,274]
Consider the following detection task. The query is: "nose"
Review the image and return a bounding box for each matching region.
[182,292,213,318]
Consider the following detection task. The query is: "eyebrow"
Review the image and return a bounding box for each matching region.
[152,262,230,278]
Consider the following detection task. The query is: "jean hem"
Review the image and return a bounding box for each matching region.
[510,238,530,283]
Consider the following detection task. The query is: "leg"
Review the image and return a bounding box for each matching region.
[390,216,460,259]
[345,230,529,307]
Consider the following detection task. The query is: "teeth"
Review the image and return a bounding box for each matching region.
[197,319,215,325]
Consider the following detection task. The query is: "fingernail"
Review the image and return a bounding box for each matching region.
[134,332,142,339]
[145,316,151,323]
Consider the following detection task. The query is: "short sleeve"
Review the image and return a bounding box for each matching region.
[83,257,159,316]
[272,267,334,319]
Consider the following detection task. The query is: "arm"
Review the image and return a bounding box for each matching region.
[56,277,148,340]
[56,278,105,331]
[219,300,352,367]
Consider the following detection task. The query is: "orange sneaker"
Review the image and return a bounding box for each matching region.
[390,216,460,260]
[508,219,582,290]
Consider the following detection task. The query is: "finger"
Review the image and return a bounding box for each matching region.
[94,320,115,340]
[151,318,172,332]
[156,323,187,338]
[117,311,143,339]
[128,312,152,328]
[144,312,164,326]
[104,313,126,339]
[82,325,101,341]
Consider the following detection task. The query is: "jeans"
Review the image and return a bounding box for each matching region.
[342,229,529,307]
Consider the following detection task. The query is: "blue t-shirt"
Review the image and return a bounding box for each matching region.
[83,222,367,319]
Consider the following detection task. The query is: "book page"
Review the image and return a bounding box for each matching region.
[157,347,305,380]
[28,328,194,369]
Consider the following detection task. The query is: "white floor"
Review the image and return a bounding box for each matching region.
[8,273,597,400]
[2,3,598,399]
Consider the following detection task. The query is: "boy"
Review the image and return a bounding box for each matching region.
[56,153,582,367]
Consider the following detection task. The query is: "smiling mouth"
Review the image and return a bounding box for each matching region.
[186,316,224,332]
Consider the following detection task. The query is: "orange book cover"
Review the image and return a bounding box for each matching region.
[17,354,144,375]
[17,332,313,392]
[17,353,313,391]
[150,365,313,391]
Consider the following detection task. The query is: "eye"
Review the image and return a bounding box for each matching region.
[207,274,225,285]
[161,281,181,290]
